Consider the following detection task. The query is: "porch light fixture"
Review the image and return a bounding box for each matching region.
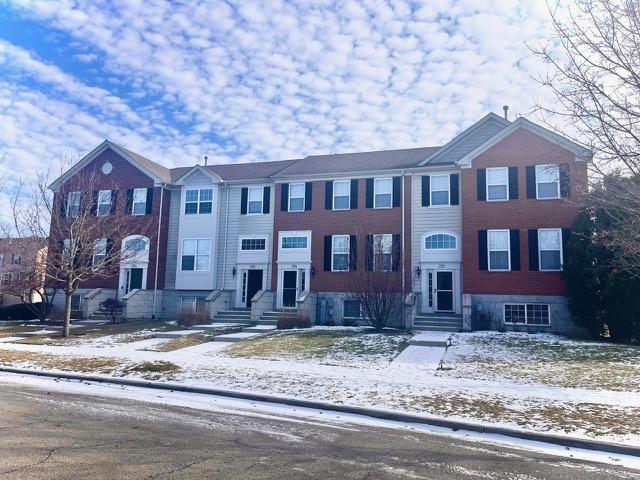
[311,266,316,278]
[415,266,421,278]
[232,267,237,277]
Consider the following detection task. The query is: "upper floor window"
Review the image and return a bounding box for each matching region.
[486,168,508,201]
[132,188,147,215]
[0,253,4,266]
[282,236,308,249]
[248,187,263,214]
[67,191,81,218]
[181,238,210,271]
[538,228,563,271]
[488,229,510,271]
[288,183,305,212]
[373,234,392,271]
[425,234,457,250]
[97,190,112,216]
[1,273,10,286]
[241,238,267,251]
[185,188,213,215]
[430,175,450,206]
[92,239,107,267]
[332,235,350,272]
[374,178,392,208]
[536,164,560,199]
[333,180,350,210]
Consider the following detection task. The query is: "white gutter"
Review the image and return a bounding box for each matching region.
[151,183,164,320]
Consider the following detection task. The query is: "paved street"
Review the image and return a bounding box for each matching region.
[0,378,638,479]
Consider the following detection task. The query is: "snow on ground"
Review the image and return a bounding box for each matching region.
[0,327,638,446]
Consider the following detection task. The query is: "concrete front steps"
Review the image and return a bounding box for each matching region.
[413,313,463,332]
[210,308,252,325]
[258,310,298,326]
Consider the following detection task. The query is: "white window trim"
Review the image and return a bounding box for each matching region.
[240,236,268,251]
[488,229,511,272]
[331,234,350,272]
[503,303,551,326]
[92,238,107,268]
[373,233,393,272]
[332,180,351,211]
[97,190,112,216]
[535,164,560,200]
[132,188,147,216]
[184,188,214,215]
[373,177,393,209]
[343,299,363,319]
[280,235,309,250]
[67,191,81,217]
[247,187,264,215]
[423,232,458,251]
[538,228,563,271]
[430,174,451,207]
[288,183,305,212]
[180,238,211,272]
[486,167,509,202]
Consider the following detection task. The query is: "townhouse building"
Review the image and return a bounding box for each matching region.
[46,112,590,333]
[0,237,47,307]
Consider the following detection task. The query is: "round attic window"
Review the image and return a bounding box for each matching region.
[101,162,113,175]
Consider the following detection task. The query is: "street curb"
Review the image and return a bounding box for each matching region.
[1,366,638,458]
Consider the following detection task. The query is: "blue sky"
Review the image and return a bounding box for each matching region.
[0,0,555,210]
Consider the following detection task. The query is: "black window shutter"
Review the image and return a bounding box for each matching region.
[526,166,536,199]
[325,181,333,210]
[105,239,113,266]
[366,235,374,271]
[421,175,430,206]
[323,236,332,271]
[562,228,571,267]
[392,234,401,271]
[350,179,358,209]
[365,179,374,208]
[392,177,401,207]
[450,174,459,206]
[528,229,539,271]
[240,187,248,215]
[477,169,486,201]
[478,230,488,270]
[59,194,66,218]
[145,188,153,215]
[349,235,357,271]
[262,186,270,214]
[91,191,98,216]
[280,183,289,212]
[508,167,519,199]
[559,163,571,197]
[305,182,312,211]
[110,190,118,215]
[125,189,133,215]
[510,229,521,271]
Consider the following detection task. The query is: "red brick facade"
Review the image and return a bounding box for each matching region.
[271,176,412,292]
[461,128,588,296]
[48,148,171,291]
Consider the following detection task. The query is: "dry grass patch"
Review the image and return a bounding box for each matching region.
[0,326,41,338]
[147,333,211,352]
[0,349,121,373]
[122,361,182,380]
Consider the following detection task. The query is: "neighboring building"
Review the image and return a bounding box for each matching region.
[45,112,590,333]
[0,237,47,307]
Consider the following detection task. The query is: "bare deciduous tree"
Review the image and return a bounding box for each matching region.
[531,0,640,274]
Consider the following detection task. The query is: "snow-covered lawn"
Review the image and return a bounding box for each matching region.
[0,327,638,445]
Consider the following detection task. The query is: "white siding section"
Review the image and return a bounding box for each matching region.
[163,188,181,290]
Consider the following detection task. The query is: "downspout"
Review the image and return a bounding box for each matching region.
[151,183,165,320]
[221,183,230,290]
[401,170,407,328]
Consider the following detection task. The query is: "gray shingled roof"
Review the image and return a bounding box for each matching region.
[116,144,173,183]
[170,158,300,182]
[274,146,441,177]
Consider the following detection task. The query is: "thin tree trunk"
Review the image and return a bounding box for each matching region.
[63,292,72,338]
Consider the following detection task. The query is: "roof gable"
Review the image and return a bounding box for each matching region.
[173,165,222,185]
[418,113,510,166]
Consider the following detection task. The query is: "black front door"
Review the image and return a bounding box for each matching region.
[246,269,263,307]
[435,271,453,311]
[282,270,297,308]
[128,268,143,293]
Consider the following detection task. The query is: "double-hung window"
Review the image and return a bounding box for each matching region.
[332,235,350,272]
[333,180,350,210]
[538,228,562,271]
[132,188,147,215]
[1,273,11,286]
[373,234,393,271]
[67,191,81,218]
[241,238,267,251]
[282,236,307,249]
[488,230,510,271]
[92,239,107,267]
[430,175,450,206]
[185,188,213,215]
[486,168,508,201]
[536,165,560,199]
[97,190,112,216]
[248,187,263,214]
[374,178,392,208]
[505,303,550,326]
[181,239,210,271]
[288,183,305,212]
